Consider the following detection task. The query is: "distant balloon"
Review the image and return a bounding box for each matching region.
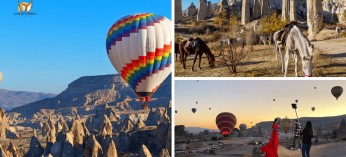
[311,107,315,112]
[273,99,275,102]
[0,71,2,82]
[216,112,237,136]
[209,108,211,110]
[192,108,196,113]
[331,86,343,100]
[295,99,298,103]
[239,124,247,131]
[314,87,316,89]
[281,118,292,134]
[196,101,198,104]
[175,110,178,113]
[251,122,253,124]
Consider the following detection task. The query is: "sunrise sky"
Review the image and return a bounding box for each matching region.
[175,80,346,130]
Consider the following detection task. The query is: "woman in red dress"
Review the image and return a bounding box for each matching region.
[261,118,279,157]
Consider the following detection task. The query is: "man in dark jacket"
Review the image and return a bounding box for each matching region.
[292,119,302,150]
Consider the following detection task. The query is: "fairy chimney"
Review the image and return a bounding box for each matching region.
[0,108,9,138]
[290,0,297,22]
[186,2,197,17]
[139,144,152,157]
[253,0,261,19]
[282,0,290,21]
[175,0,183,22]
[197,0,208,21]
[241,0,250,25]
[307,0,323,40]
[261,0,269,16]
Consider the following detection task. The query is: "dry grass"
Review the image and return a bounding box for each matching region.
[175,39,346,77]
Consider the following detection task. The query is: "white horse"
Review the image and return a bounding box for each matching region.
[219,37,245,54]
[284,26,314,77]
[273,30,285,72]
[336,26,341,38]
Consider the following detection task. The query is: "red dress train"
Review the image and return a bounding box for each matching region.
[261,123,279,157]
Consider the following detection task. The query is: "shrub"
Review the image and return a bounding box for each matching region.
[260,12,287,36]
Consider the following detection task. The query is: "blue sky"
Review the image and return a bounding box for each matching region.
[0,0,171,94]
[175,80,346,129]
[182,0,219,11]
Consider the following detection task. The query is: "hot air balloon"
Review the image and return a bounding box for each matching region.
[239,124,247,131]
[175,110,177,113]
[209,108,211,110]
[192,108,196,113]
[0,71,2,82]
[106,13,172,109]
[295,99,298,103]
[196,101,198,104]
[331,86,343,100]
[311,107,315,112]
[314,87,316,89]
[273,99,275,102]
[281,117,292,134]
[216,112,237,136]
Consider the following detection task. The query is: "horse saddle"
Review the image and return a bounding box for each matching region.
[278,21,298,46]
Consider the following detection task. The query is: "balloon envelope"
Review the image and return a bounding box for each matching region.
[0,71,2,82]
[311,107,315,111]
[175,110,177,113]
[192,108,196,113]
[331,86,343,100]
[216,112,237,136]
[106,13,172,102]
[295,99,298,103]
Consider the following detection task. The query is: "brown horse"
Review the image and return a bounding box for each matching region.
[179,37,215,71]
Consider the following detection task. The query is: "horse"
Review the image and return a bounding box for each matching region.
[175,43,180,62]
[218,37,245,55]
[283,25,314,77]
[273,29,285,71]
[179,37,215,71]
[336,26,342,38]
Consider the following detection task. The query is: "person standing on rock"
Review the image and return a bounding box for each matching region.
[301,121,313,157]
[292,119,302,150]
[261,118,279,157]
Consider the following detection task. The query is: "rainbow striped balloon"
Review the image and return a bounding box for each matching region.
[106,13,172,102]
[216,112,237,136]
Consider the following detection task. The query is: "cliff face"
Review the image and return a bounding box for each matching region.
[10,74,171,117]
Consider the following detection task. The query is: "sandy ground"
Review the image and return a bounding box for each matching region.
[176,139,346,157]
[175,31,346,77]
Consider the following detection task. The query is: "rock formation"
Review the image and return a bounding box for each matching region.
[25,133,43,157]
[197,0,208,21]
[0,143,7,157]
[139,144,152,157]
[84,135,103,157]
[99,115,113,137]
[207,1,213,18]
[282,0,290,21]
[307,0,323,40]
[185,2,197,17]
[218,0,231,18]
[290,0,297,21]
[102,136,117,157]
[338,118,346,139]
[135,118,146,129]
[0,108,9,138]
[261,0,269,16]
[175,0,183,22]
[159,148,170,157]
[7,141,18,157]
[241,0,250,25]
[42,122,51,137]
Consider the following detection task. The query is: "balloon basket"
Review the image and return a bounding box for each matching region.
[142,103,149,109]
